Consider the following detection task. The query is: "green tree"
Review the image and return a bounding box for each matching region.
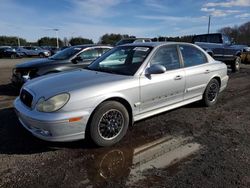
[99,33,133,45]
[69,37,93,45]
[37,37,63,47]
[218,21,250,45]
[0,36,26,46]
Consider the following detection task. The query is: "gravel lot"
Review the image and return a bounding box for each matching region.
[0,58,250,188]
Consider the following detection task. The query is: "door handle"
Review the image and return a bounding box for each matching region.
[204,70,210,74]
[174,75,183,80]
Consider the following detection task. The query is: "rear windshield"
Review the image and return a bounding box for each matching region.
[193,34,222,44]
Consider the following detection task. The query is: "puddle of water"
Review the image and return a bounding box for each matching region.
[80,135,201,187]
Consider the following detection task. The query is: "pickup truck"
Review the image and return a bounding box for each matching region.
[192,33,249,72]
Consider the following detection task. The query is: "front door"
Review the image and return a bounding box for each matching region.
[139,45,185,113]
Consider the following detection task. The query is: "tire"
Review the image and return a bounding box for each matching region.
[10,54,16,59]
[231,56,241,72]
[39,53,45,58]
[202,79,220,107]
[89,101,129,147]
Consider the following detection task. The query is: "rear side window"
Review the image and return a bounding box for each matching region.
[207,34,222,43]
[79,48,99,60]
[193,35,207,43]
[150,45,180,70]
[100,48,111,54]
[179,45,207,67]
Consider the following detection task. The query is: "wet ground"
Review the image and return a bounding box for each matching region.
[0,58,250,187]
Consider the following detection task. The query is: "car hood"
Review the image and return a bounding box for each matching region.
[24,69,133,99]
[16,58,66,68]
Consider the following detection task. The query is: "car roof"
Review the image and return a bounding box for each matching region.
[194,33,221,37]
[119,42,192,48]
[69,44,112,49]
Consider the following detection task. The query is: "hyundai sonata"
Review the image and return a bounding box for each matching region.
[14,42,228,146]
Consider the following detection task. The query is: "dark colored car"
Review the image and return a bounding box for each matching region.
[115,38,152,46]
[192,33,247,72]
[41,46,59,55]
[11,44,112,87]
[14,46,51,58]
[0,46,24,59]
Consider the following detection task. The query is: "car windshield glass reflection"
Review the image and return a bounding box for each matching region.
[88,46,152,76]
[49,47,82,60]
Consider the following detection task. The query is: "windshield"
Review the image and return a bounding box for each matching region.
[88,46,152,76]
[49,47,82,60]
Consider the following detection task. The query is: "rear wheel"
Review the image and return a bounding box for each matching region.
[231,56,241,72]
[89,101,129,147]
[202,79,220,107]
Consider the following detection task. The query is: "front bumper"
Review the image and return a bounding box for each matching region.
[14,97,91,142]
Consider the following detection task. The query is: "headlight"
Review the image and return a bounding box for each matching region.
[36,93,70,112]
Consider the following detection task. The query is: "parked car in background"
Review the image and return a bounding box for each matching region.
[0,46,24,59]
[115,38,152,46]
[55,46,70,54]
[11,44,112,87]
[14,46,51,58]
[41,46,58,55]
[192,33,247,72]
[14,42,228,147]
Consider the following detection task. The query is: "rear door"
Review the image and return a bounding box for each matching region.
[179,44,212,100]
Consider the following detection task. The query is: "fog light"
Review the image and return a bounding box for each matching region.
[34,128,51,137]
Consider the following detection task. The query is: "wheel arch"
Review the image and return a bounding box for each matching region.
[211,76,221,87]
[87,97,134,130]
[235,51,241,57]
[203,75,222,95]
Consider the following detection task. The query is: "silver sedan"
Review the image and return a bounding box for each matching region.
[14,42,229,146]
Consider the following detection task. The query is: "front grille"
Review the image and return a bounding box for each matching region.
[20,89,33,108]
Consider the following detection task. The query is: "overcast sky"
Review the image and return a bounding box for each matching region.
[0,0,249,42]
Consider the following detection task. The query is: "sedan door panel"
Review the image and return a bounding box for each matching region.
[139,69,185,113]
[184,64,213,100]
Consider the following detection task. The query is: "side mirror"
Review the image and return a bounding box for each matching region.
[146,64,166,75]
[72,56,82,64]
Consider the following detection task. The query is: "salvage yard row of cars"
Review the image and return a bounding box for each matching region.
[13,41,229,146]
[0,45,64,59]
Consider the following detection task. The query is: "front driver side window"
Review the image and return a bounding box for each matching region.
[150,45,180,70]
[78,49,99,60]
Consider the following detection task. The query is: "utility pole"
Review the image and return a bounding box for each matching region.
[53,29,59,48]
[17,37,20,47]
[207,15,211,34]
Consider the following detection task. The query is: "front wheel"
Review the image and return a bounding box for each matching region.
[89,101,129,147]
[231,56,241,72]
[202,79,220,107]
